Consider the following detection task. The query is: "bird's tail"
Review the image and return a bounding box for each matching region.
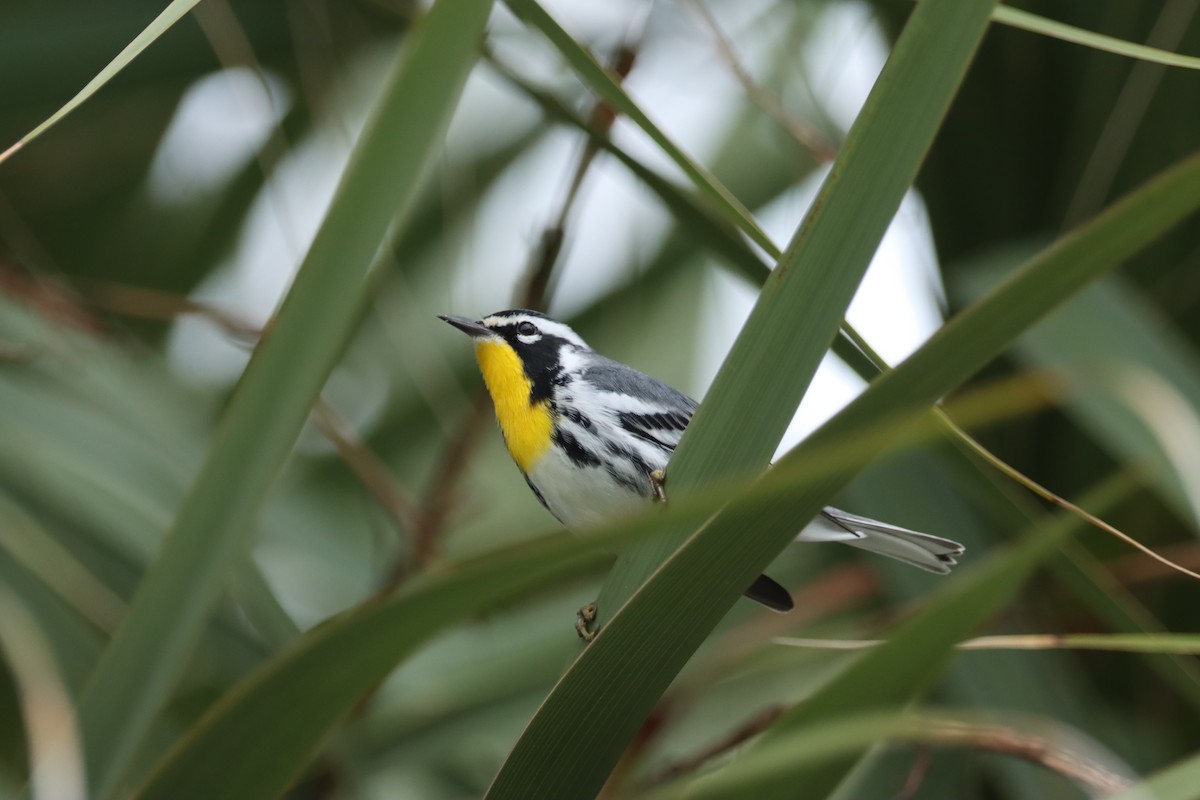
[797,507,964,574]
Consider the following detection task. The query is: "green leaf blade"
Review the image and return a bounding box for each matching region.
[73,1,494,796]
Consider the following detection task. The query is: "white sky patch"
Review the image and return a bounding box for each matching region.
[145,67,290,206]
[163,45,398,386]
[165,112,355,386]
[697,174,942,454]
[802,0,890,133]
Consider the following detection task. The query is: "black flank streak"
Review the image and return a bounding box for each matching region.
[554,429,602,468]
[564,406,593,430]
[604,441,652,495]
[616,412,674,452]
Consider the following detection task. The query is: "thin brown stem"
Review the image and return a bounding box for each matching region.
[312,399,417,534]
[640,715,1132,795]
[399,390,492,575]
[920,719,1133,795]
[892,747,931,800]
[1110,541,1200,587]
[80,280,417,544]
[683,0,837,162]
[839,324,1200,585]
[637,705,784,788]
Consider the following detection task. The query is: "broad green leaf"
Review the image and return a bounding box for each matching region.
[593,0,998,628]
[485,139,1200,799]
[73,1,494,795]
[129,530,614,800]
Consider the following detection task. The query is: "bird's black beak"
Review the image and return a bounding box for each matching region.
[438,314,493,338]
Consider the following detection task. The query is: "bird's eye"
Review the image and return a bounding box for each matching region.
[517,321,537,336]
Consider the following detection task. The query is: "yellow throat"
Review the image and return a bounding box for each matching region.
[474,339,553,473]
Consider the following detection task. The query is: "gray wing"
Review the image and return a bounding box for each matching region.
[578,356,697,454]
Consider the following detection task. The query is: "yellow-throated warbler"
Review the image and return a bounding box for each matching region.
[441,309,964,637]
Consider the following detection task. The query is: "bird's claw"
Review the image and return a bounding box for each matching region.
[575,602,599,642]
[650,469,667,504]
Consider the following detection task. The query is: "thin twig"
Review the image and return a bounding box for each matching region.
[892,747,931,800]
[683,0,837,162]
[312,398,417,534]
[81,280,417,539]
[941,411,1200,584]
[839,324,1200,585]
[1110,541,1200,586]
[398,389,492,576]
[517,41,638,308]
[640,714,1132,795]
[637,705,785,788]
[920,719,1133,795]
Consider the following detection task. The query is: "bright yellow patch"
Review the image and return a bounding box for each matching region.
[474,340,553,472]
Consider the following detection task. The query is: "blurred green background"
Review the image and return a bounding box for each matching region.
[2,0,1200,798]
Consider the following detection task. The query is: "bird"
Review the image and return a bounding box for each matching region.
[440,309,964,639]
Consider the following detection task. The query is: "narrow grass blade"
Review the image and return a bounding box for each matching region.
[994,6,1200,71]
[485,145,1200,799]
[73,1,493,796]
[0,0,202,165]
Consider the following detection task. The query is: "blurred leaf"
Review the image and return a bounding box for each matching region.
[130,527,617,800]
[0,585,87,800]
[958,265,1200,523]
[730,474,1133,799]
[72,0,494,795]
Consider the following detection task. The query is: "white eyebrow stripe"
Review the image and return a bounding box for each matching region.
[478,313,589,348]
[535,319,588,347]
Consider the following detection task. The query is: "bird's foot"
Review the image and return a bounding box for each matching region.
[650,469,667,504]
[575,602,599,642]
